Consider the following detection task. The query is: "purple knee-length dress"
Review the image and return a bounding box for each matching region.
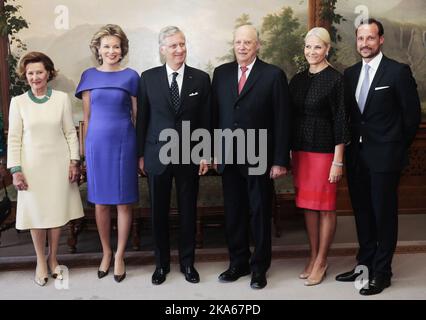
[76,67,139,205]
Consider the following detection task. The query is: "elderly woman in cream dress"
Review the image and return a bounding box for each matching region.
[7,51,84,286]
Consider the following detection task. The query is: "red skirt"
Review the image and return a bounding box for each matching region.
[292,151,337,211]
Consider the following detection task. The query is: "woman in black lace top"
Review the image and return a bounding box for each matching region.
[289,27,349,286]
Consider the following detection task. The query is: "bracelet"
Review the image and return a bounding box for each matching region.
[332,161,344,167]
[10,166,22,174]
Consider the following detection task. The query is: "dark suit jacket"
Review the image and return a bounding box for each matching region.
[212,58,290,174]
[344,55,421,172]
[136,64,211,175]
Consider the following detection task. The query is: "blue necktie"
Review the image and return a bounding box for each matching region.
[358,64,370,113]
[170,72,180,113]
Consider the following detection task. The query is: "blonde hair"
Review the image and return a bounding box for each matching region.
[90,24,129,65]
[305,27,331,46]
[305,27,333,66]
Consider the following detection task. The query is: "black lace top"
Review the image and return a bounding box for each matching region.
[289,66,349,153]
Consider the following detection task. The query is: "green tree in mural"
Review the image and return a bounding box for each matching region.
[0,0,29,97]
[260,6,305,77]
[218,13,252,63]
[319,0,345,62]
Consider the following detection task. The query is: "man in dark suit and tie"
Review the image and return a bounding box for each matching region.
[212,25,290,289]
[137,26,211,285]
[335,19,421,295]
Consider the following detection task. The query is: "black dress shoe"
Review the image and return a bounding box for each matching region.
[250,272,267,289]
[180,265,200,283]
[218,266,251,282]
[359,276,391,296]
[335,268,363,282]
[152,267,170,285]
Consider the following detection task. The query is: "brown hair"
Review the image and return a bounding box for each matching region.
[17,51,58,81]
[90,24,129,65]
[356,18,384,37]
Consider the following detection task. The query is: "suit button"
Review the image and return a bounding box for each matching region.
[235,105,240,110]
[234,122,238,127]
[361,121,365,125]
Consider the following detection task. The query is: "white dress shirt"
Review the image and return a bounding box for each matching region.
[238,58,257,82]
[355,51,383,103]
[166,63,185,95]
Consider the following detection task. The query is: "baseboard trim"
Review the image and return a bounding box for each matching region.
[1,243,426,271]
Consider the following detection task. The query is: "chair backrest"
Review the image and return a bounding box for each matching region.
[78,121,85,159]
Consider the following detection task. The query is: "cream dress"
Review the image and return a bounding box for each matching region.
[7,89,84,229]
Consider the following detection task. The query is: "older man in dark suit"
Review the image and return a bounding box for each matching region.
[335,19,421,295]
[212,25,290,289]
[137,26,211,285]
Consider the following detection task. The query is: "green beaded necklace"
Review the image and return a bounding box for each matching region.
[28,87,52,104]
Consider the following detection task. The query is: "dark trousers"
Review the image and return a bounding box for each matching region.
[147,165,199,268]
[346,149,400,278]
[222,165,273,273]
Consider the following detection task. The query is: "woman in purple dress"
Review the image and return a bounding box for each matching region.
[76,24,139,283]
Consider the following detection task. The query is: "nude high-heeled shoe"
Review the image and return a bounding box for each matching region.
[48,263,63,280]
[34,265,48,287]
[48,257,63,280]
[299,260,314,279]
[304,265,328,286]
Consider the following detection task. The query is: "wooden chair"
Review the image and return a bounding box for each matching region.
[67,121,295,252]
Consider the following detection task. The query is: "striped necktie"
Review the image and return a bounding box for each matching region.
[238,66,248,95]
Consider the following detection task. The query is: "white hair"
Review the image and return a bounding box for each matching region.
[158,26,185,47]
[233,24,260,43]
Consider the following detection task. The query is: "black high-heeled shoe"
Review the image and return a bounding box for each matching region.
[98,254,113,279]
[114,271,126,283]
[113,258,126,283]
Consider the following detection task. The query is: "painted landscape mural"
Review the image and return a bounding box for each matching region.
[10,0,426,121]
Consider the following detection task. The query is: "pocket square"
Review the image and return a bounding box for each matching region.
[375,86,390,91]
[189,92,199,97]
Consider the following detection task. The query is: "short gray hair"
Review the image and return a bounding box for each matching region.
[233,24,260,43]
[159,26,184,46]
